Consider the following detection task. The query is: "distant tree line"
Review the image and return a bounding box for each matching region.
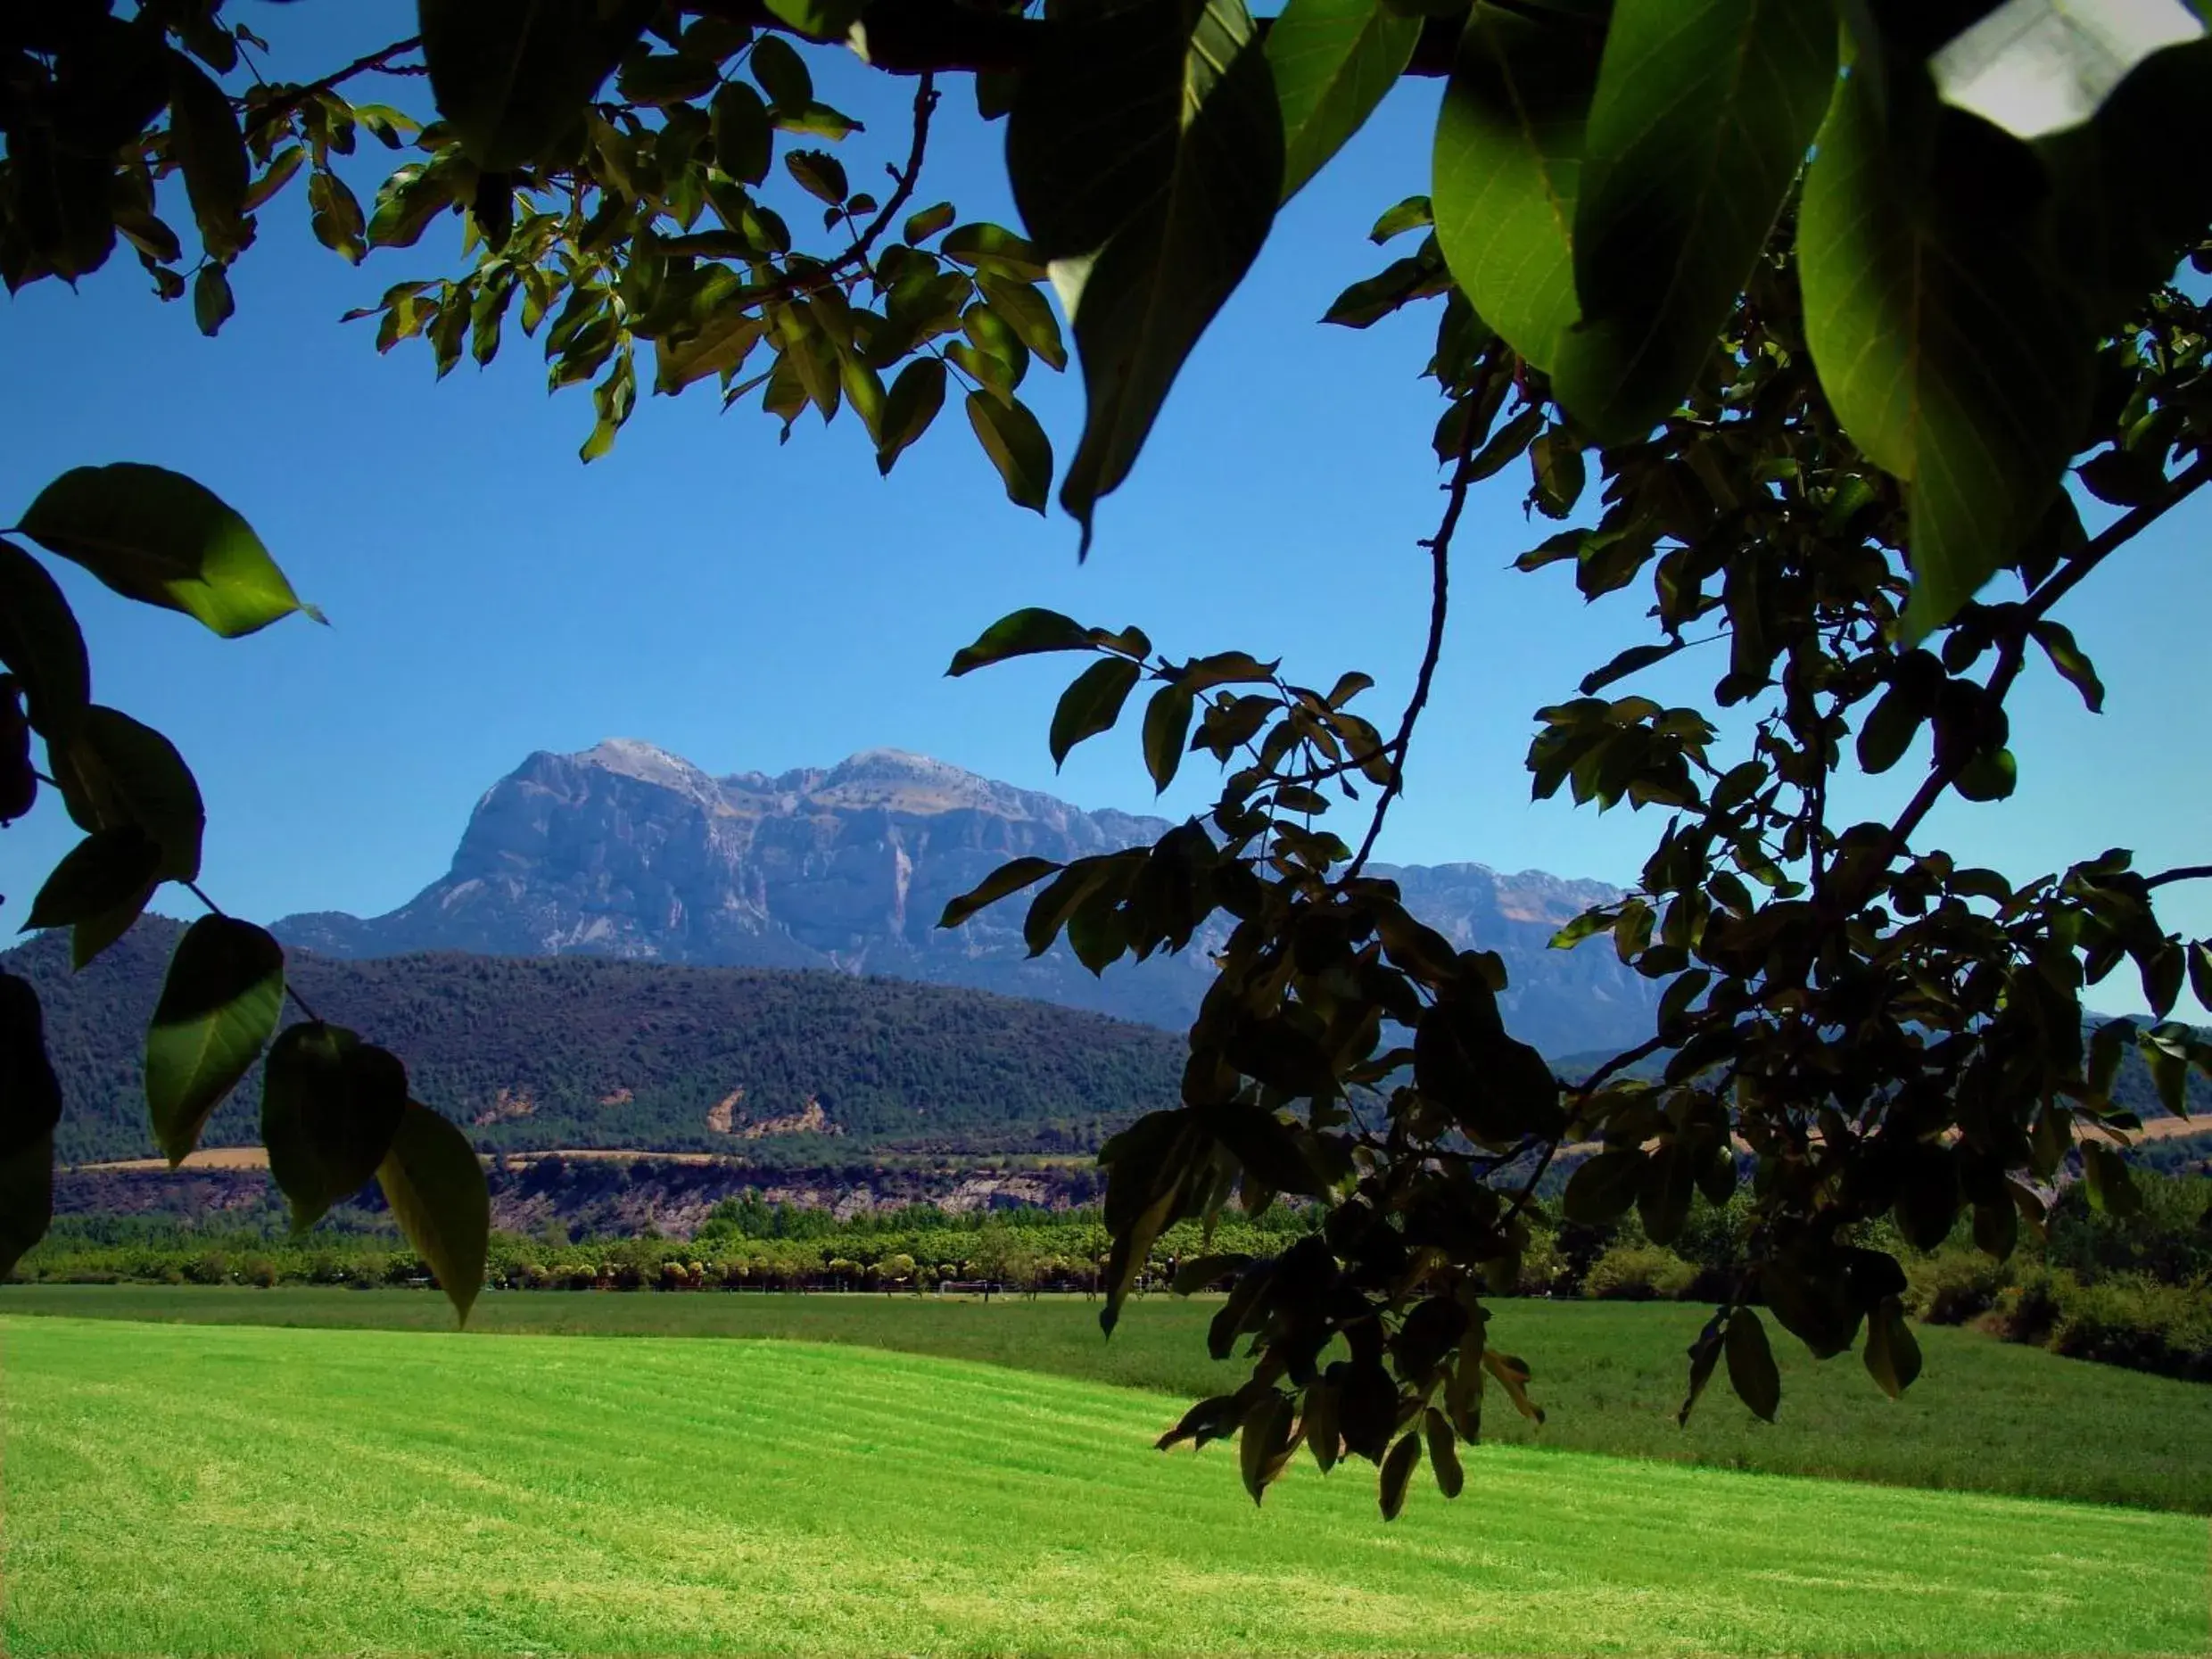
[23,1174,2208,1382]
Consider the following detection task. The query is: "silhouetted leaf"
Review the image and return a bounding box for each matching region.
[938,856,1062,929]
[1051,656,1143,767]
[145,917,285,1166]
[964,390,1054,512]
[262,1023,409,1232]
[419,0,656,169]
[1723,1306,1781,1421]
[378,1101,491,1325]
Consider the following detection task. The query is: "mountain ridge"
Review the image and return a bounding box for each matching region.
[272,740,1663,1055]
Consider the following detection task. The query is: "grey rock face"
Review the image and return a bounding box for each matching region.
[276,740,1661,1054]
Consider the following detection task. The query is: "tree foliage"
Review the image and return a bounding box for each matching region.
[6,0,2212,1518]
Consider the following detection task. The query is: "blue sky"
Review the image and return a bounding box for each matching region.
[5,2,2209,1015]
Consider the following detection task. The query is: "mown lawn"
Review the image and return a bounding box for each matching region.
[6,1283,2209,1512]
[4,1315,2204,1655]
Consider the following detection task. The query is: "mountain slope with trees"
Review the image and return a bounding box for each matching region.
[10,920,1184,1167]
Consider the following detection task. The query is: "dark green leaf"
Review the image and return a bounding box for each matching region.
[261,1022,409,1232]
[1677,1309,1725,1426]
[904,201,956,243]
[945,607,1094,676]
[2080,1139,2142,1217]
[1861,1294,1922,1399]
[1432,3,1599,372]
[764,0,863,40]
[783,148,848,205]
[1142,683,1196,793]
[1424,1406,1464,1498]
[0,973,62,1161]
[24,826,161,931]
[1723,1306,1781,1421]
[1369,194,1432,243]
[938,223,1048,281]
[964,391,1054,512]
[418,0,655,169]
[1007,0,1283,547]
[1800,69,2092,642]
[1267,0,1422,201]
[1238,1391,1294,1503]
[165,51,251,259]
[876,358,948,474]
[0,540,90,738]
[22,464,313,639]
[192,263,235,336]
[144,917,285,1167]
[1378,1427,1422,1520]
[377,1101,491,1325]
[749,35,814,111]
[2029,619,2105,713]
[710,80,773,184]
[1551,0,1837,442]
[1855,681,1926,774]
[1050,656,1143,767]
[937,855,1062,929]
[0,1130,54,1280]
[1560,1147,1645,1223]
[48,706,204,885]
[1952,747,2018,803]
[976,275,1069,371]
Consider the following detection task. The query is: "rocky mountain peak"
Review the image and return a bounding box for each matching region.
[274,740,1663,1055]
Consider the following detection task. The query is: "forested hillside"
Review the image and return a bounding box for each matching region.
[13,920,1184,1166]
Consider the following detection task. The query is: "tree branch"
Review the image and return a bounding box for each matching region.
[1879,456,2212,867]
[689,0,1462,77]
[1344,420,1483,880]
[242,36,424,135]
[2144,863,2212,891]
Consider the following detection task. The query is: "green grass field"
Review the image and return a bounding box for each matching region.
[7,1283,2211,1512]
[4,1313,2206,1655]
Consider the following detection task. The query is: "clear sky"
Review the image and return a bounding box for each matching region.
[5,2,2208,1016]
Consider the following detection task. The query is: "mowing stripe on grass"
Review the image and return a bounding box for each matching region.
[4,1316,2205,1655]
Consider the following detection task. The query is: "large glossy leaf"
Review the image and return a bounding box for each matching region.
[1799,70,2092,641]
[1432,4,1602,373]
[377,1101,491,1325]
[0,1129,53,1280]
[1007,0,1283,547]
[1267,0,1423,201]
[419,0,656,171]
[262,1022,409,1232]
[0,972,62,1160]
[145,917,285,1167]
[1552,0,1836,442]
[0,540,90,737]
[21,464,313,639]
[49,706,205,883]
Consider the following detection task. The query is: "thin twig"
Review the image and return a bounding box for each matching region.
[1879,456,2212,867]
[1344,417,1485,880]
[188,878,325,1023]
[2144,863,2212,891]
[756,73,938,311]
[242,36,424,134]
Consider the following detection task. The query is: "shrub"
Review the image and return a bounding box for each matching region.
[1515,1232,1568,1296]
[2046,1274,2212,1383]
[1582,1243,1698,1301]
[1905,1248,2013,1325]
